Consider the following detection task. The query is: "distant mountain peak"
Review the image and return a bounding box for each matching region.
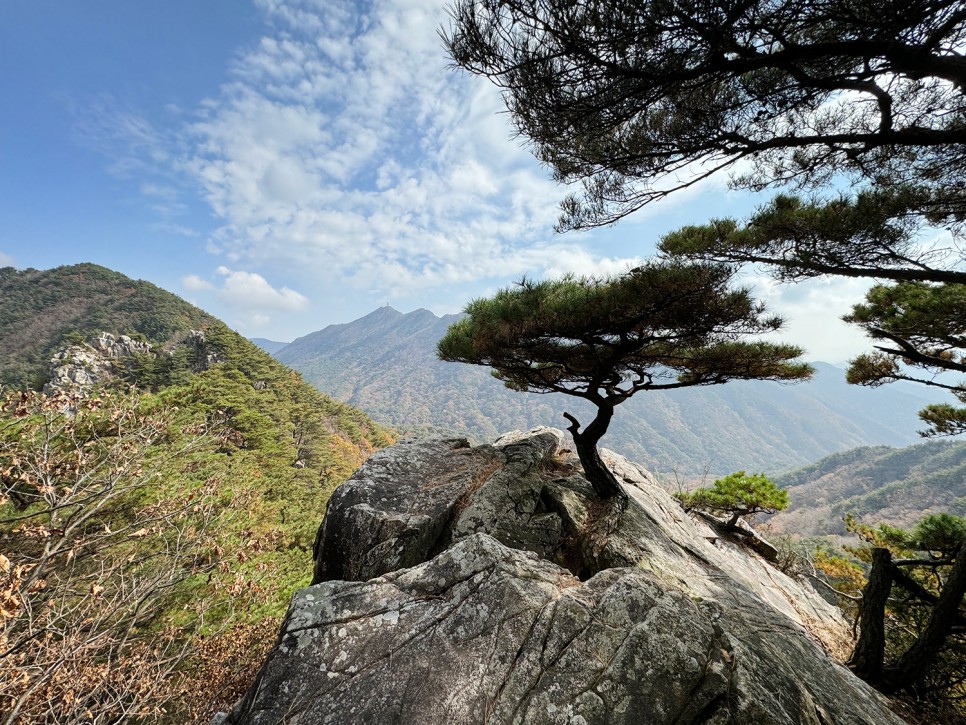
[365,305,403,318]
[275,306,951,476]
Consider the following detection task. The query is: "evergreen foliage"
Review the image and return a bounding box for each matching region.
[443,0,966,230]
[846,513,966,704]
[445,0,966,440]
[0,263,217,390]
[0,264,393,721]
[844,282,966,436]
[445,5,966,705]
[679,471,788,527]
[438,262,811,499]
[661,200,966,437]
[281,310,934,476]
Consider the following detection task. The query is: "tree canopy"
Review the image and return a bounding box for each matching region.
[444,0,966,440]
[443,0,966,230]
[659,195,966,436]
[659,189,966,287]
[679,471,788,528]
[437,261,811,499]
[844,282,966,436]
[444,0,966,707]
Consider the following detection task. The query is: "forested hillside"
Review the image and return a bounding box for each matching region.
[0,263,221,390]
[276,306,943,477]
[0,264,392,722]
[767,441,966,536]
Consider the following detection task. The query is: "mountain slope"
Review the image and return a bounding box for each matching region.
[276,306,943,476]
[250,337,290,355]
[768,440,966,535]
[0,263,219,389]
[0,264,393,721]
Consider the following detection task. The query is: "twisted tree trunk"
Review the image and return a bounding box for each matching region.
[563,405,627,502]
[884,542,966,693]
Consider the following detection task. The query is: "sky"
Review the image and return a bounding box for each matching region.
[0,0,877,362]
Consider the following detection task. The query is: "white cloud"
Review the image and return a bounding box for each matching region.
[741,272,874,364]
[182,274,214,291]
[541,249,646,280]
[215,266,309,311]
[180,0,641,297]
[0,251,15,267]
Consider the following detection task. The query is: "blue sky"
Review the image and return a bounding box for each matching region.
[0,0,876,361]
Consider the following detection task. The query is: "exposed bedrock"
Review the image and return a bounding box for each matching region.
[223,428,905,724]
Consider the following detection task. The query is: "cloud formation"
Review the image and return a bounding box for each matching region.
[742,272,874,364]
[183,0,624,296]
[214,267,310,311]
[181,274,214,291]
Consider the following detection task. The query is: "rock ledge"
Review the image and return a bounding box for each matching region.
[223,428,905,725]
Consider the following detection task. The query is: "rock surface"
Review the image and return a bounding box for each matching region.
[45,333,151,392]
[226,429,906,724]
[44,330,218,394]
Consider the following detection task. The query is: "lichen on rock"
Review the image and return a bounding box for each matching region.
[223,428,906,724]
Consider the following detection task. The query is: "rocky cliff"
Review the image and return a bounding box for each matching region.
[218,429,905,724]
[44,330,219,394]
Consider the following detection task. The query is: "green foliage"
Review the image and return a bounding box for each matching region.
[843,512,966,706]
[445,1,966,230]
[845,514,911,551]
[282,310,930,477]
[919,402,966,437]
[0,263,218,390]
[439,262,810,499]
[659,189,956,285]
[449,0,966,443]
[439,263,811,400]
[660,197,966,438]
[0,267,395,720]
[679,471,788,526]
[911,514,966,554]
[842,281,966,437]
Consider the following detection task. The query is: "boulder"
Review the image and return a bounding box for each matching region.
[311,427,564,583]
[224,429,906,724]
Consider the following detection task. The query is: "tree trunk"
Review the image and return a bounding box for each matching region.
[563,405,627,502]
[849,547,893,684]
[884,542,966,693]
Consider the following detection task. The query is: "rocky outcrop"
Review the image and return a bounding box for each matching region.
[223,429,906,724]
[45,333,151,392]
[44,330,218,394]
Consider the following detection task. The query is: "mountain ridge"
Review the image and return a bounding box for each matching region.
[275,306,943,477]
[769,439,966,535]
[0,263,219,390]
[0,263,394,720]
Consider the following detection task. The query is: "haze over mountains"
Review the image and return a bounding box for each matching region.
[269,306,946,477]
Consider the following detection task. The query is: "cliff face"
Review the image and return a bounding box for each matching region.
[221,429,905,724]
[43,330,221,394]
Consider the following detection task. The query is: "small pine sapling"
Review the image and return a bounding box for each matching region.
[679,471,788,527]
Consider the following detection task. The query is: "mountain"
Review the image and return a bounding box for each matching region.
[1,264,393,721]
[250,337,290,354]
[0,263,219,390]
[767,440,966,536]
[276,306,946,477]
